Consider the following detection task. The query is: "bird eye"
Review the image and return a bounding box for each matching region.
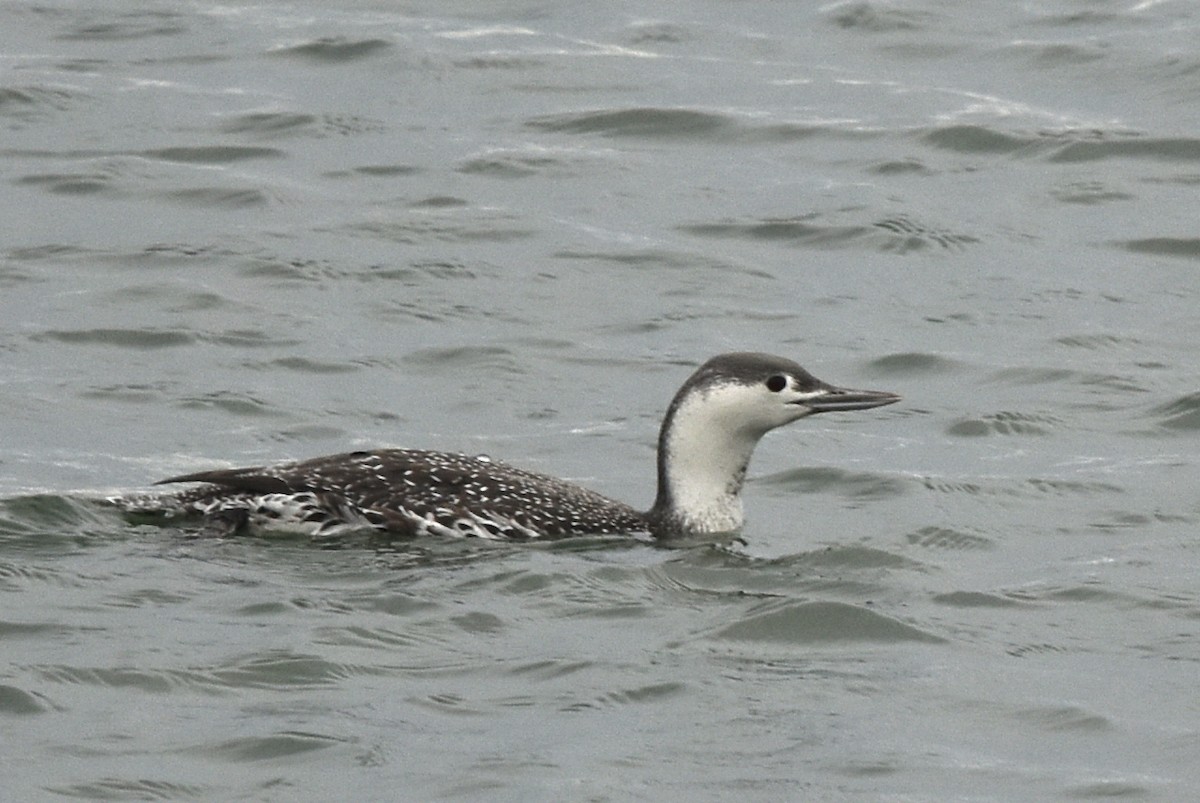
[765,374,788,393]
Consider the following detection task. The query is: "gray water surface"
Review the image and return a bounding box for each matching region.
[3,1,1200,800]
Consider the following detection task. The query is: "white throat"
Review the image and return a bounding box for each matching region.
[657,386,776,533]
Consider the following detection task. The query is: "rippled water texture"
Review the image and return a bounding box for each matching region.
[3,1,1200,800]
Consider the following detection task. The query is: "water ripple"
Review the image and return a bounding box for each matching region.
[711,600,945,645]
[163,187,270,209]
[0,85,87,122]
[947,411,1062,437]
[681,214,977,252]
[345,210,536,245]
[46,778,207,801]
[867,352,962,374]
[218,111,319,137]
[269,38,393,63]
[529,107,734,138]
[194,732,352,764]
[920,125,1050,155]
[756,466,908,501]
[174,391,279,417]
[1117,237,1200,260]
[31,328,193,349]
[0,683,51,715]
[932,591,1028,608]
[905,526,994,551]
[58,12,187,41]
[822,0,938,32]
[1049,137,1200,163]
[529,106,881,144]
[1013,704,1112,733]
[1152,392,1200,430]
[564,681,686,711]
[140,146,284,164]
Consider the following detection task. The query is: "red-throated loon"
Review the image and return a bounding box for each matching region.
[118,353,899,539]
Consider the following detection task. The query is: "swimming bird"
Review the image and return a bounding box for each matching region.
[121,353,899,540]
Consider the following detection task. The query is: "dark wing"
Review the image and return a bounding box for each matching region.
[158,448,646,539]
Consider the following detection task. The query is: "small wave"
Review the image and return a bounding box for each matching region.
[325,163,421,179]
[681,217,871,246]
[140,146,284,164]
[1117,237,1200,260]
[872,216,979,250]
[409,196,468,208]
[555,247,767,278]
[1065,781,1152,798]
[921,125,1049,155]
[1031,584,1132,604]
[174,391,280,418]
[867,158,935,176]
[712,600,944,645]
[565,681,687,712]
[1054,333,1141,350]
[456,150,579,179]
[932,591,1026,608]
[529,106,874,145]
[905,526,993,551]
[269,37,392,62]
[313,622,446,651]
[681,214,976,252]
[31,328,192,349]
[58,14,186,42]
[139,242,236,262]
[756,467,907,501]
[345,211,536,246]
[1086,510,1184,531]
[46,778,206,801]
[1017,41,1108,67]
[507,659,592,679]
[207,651,374,690]
[33,664,214,694]
[15,171,117,196]
[1151,392,1200,430]
[922,125,1198,165]
[1025,478,1125,497]
[200,330,302,348]
[946,411,1062,437]
[0,86,85,121]
[199,731,350,762]
[776,544,926,571]
[1050,181,1135,205]
[988,366,1148,394]
[219,111,318,137]
[1013,704,1112,733]
[453,55,546,70]
[661,548,905,601]
[1049,137,1200,163]
[19,168,281,208]
[822,0,938,32]
[625,21,691,45]
[529,107,733,139]
[400,345,521,375]
[915,476,1121,504]
[163,187,271,208]
[247,357,359,376]
[0,683,51,715]
[1007,642,1070,658]
[867,352,962,374]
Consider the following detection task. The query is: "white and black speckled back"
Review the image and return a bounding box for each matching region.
[133,449,648,540]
